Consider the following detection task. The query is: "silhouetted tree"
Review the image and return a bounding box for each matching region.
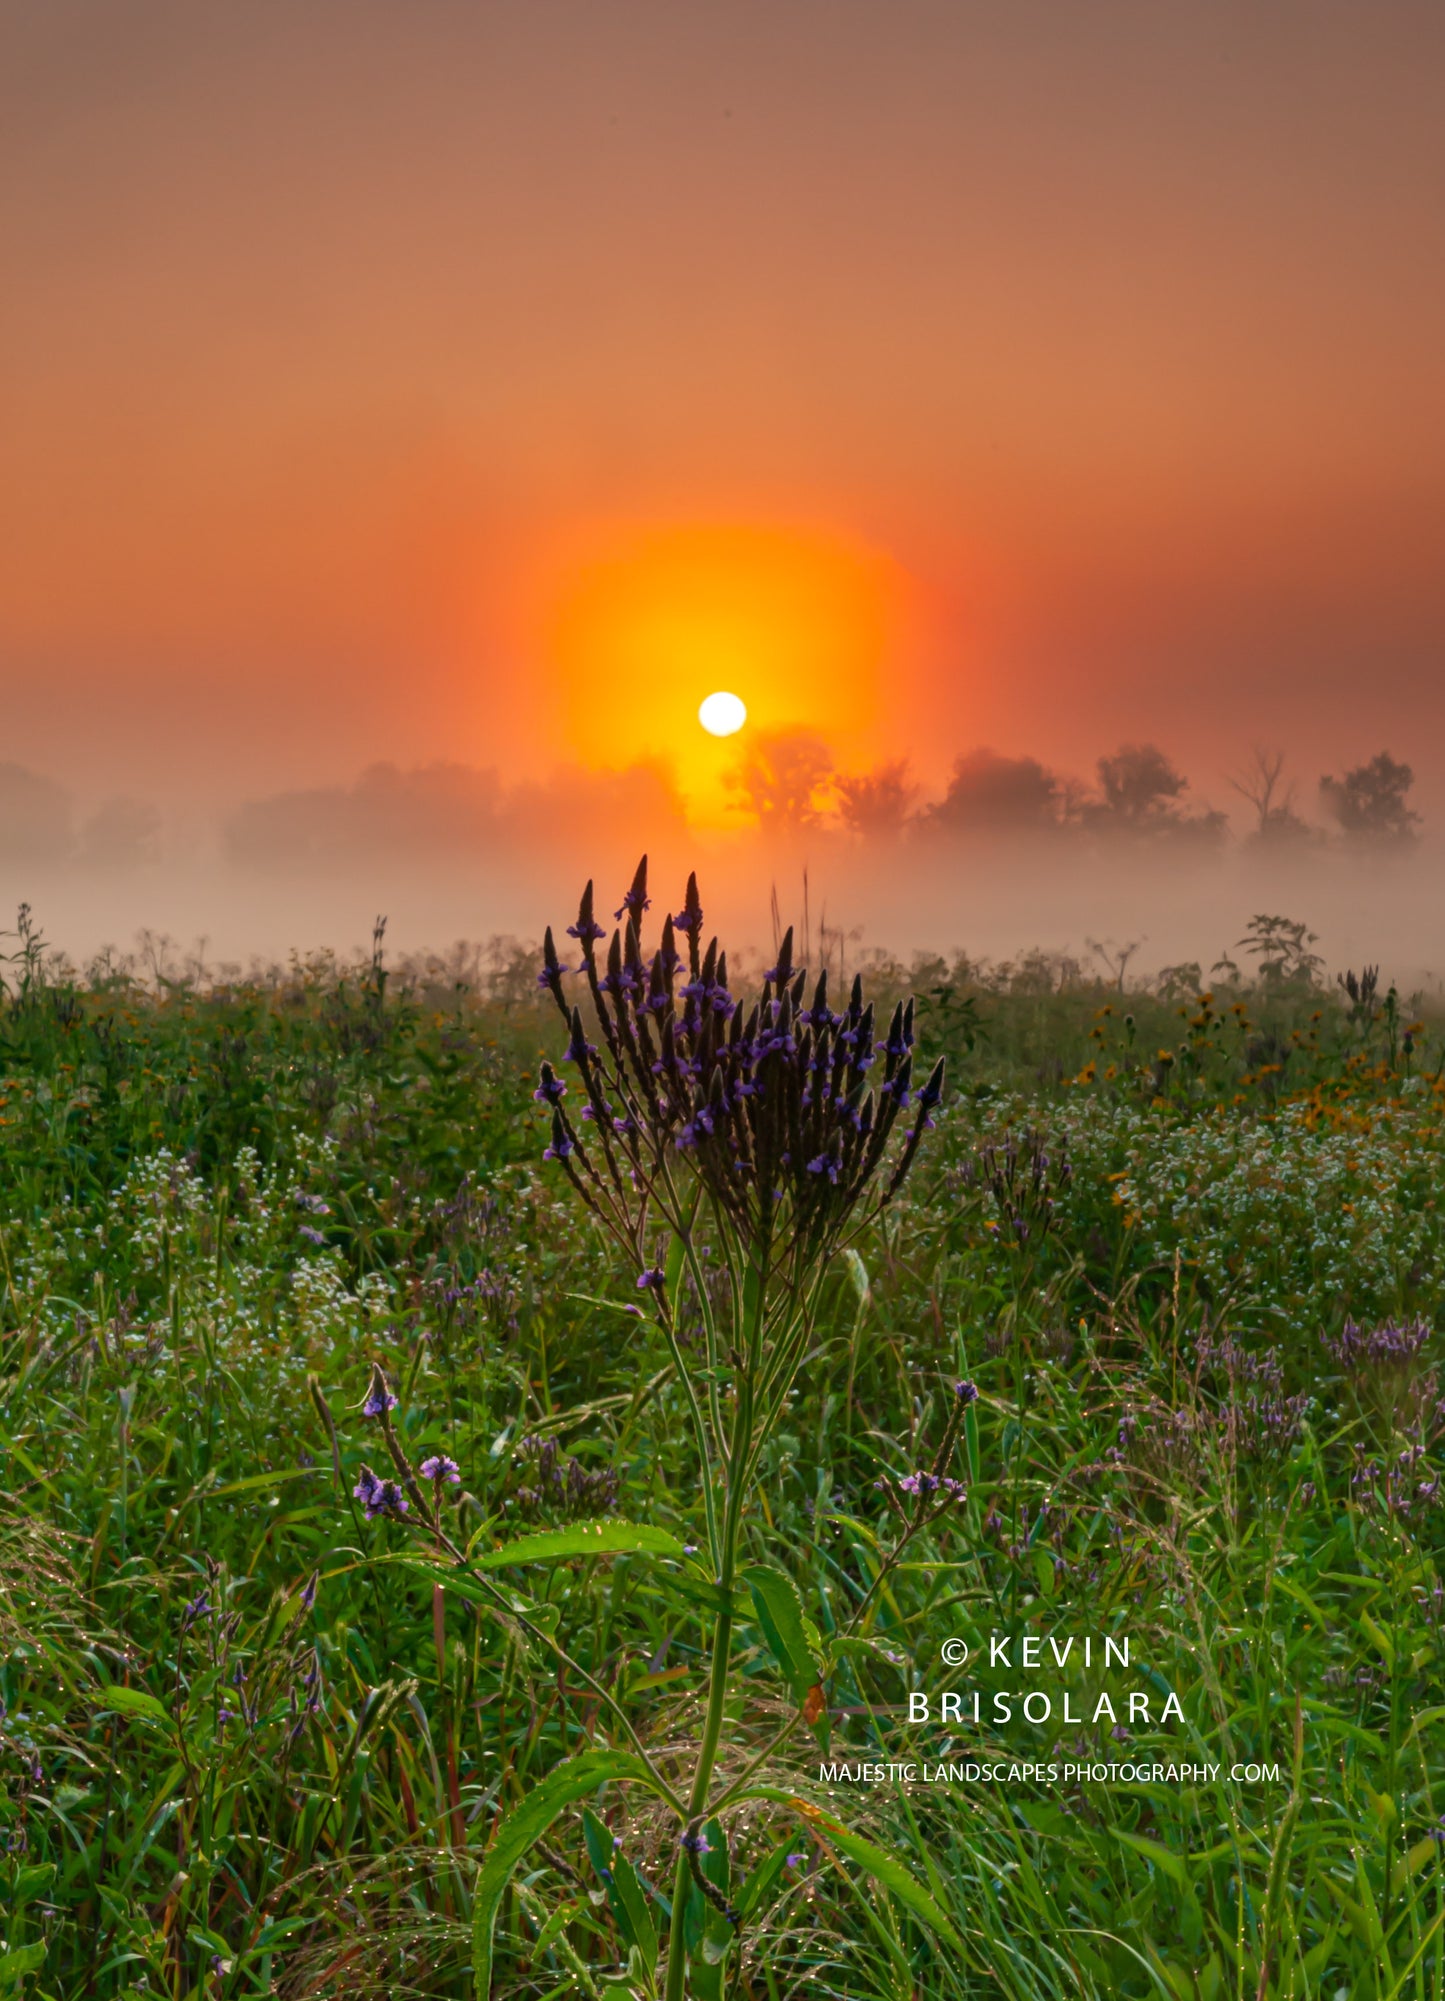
[1086,743,1226,843]
[925,748,1060,832]
[834,758,918,837]
[0,764,73,862]
[1229,746,1314,847]
[1319,752,1420,844]
[227,762,504,863]
[79,797,162,867]
[1096,743,1185,825]
[724,728,833,832]
[227,759,688,869]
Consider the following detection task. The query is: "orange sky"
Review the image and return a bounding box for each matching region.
[3,1,1444,819]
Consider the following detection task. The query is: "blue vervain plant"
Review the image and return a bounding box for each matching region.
[352,859,952,1997]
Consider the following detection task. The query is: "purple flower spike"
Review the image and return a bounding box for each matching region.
[536,860,944,1245]
[636,1267,667,1291]
[533,1062,567,1106]
[420,1455,462,1484]
[361,1364,398,1418]
[615,856,651,923]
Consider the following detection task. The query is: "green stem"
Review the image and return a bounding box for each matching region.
[662,1231,767,2001]
[663,1536,737,2001]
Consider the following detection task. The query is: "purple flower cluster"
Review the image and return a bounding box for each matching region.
[897,1470,966,1501]
[353,1464,408,1521]
[1195,1331,1285,1388]
[957,1126,1070,1249]
[536,858,944,1253]
[427,1267,520,1340]
[1349,1430,1445,1521]
[1114,1376,1311,1474]
[420,1454,461,1484]
[1323,1318,1433,1371]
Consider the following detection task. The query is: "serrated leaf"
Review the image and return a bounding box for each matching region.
[475,1522,690,1569]
[744,1564,822,1708]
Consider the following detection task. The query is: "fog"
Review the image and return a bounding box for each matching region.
[2,740,1442,999]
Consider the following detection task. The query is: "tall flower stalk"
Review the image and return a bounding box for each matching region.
[536,858,944,1999]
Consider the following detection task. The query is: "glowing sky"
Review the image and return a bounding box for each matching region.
[3,1,1444,817]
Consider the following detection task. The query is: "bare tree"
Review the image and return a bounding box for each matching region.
[1230,747,1313,846]
[1230,747,1287,831]
[1087,935,1145,992]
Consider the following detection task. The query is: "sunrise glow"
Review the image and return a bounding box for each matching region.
[539,520,907,824]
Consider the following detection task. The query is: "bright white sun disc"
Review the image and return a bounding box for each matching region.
[699,691,747,736]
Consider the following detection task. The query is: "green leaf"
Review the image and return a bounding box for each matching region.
[11,1863,56,1903]
[735,1833,795,1918]
[472,1750,667,1995]
[582,1807,615,1881]
[744,1564,823,1707]
[0,1943,47,1979]
[474,1522,691,1569]
[583,1809,658,1974]
[745,1790,962,1955]
[1109,1828,1187,1887]
[201,1466,317,1501]
[665,1232,687,1310]
[99,1685,174,1729]
[610,1853,658,1978]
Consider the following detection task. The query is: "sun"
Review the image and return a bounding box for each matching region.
[699,691,747,737]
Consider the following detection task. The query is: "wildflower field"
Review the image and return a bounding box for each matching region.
[5,878,1445,2001]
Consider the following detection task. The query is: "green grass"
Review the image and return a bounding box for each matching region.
[4,934,1445,1998]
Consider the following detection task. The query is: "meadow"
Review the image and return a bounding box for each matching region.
[4,882,1445,2001]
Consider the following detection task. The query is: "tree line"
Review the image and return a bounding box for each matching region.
[730,733,1422,847]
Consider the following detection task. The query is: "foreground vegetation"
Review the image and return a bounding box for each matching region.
[4,894,1445,1999]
